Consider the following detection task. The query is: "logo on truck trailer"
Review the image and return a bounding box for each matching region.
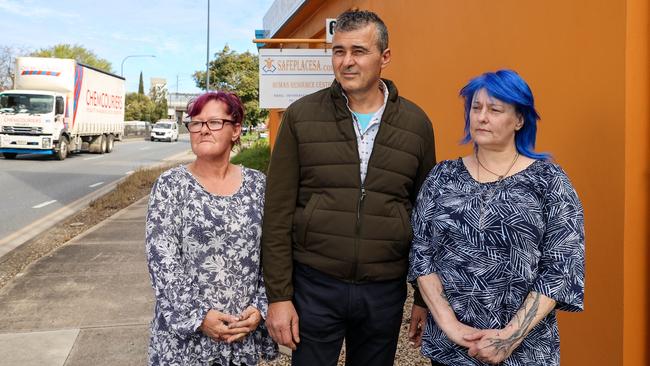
[73,64,83,125]
[21,70,61,77]
[85,90,123,110]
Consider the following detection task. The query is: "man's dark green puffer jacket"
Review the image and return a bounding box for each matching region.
[262,79,436,303]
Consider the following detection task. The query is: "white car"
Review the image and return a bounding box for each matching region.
[150,121,179,142]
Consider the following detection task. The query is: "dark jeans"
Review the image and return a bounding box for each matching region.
[291,262,407,366]
[431,361,448,366]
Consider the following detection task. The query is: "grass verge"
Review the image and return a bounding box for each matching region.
[0,163,177,290]
[231,140,270,173]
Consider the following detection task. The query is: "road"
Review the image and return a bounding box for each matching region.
[0,135,191,242]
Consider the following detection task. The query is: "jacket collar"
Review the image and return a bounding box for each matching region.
[330,78,400,123]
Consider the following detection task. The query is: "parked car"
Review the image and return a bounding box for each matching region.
[150,121,179,142]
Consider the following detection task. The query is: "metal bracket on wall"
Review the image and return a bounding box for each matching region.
[252,39,329,52]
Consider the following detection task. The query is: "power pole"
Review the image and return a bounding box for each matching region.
[206,0,210,92]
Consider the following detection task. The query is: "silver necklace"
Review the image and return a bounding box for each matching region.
[476,150,519,230]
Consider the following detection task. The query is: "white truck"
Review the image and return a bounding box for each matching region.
[0,57,125,160]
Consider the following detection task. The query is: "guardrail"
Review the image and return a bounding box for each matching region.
[123,121,151,138]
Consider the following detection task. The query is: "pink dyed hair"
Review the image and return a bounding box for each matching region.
[186,91,244,125]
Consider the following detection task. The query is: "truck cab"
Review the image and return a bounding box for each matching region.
[0,90,66,159]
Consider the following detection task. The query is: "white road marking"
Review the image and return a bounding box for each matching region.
[32,200,57,209]
[125,170,134,175]
[83,155,105,161]
[89,182,104,188]
[139,147,151,151]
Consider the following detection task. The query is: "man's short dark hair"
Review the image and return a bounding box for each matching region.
[334,10,388,52]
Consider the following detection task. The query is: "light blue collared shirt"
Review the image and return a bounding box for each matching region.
[343,80,389,183]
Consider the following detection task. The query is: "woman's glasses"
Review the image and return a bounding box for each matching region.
[185,118,237,133]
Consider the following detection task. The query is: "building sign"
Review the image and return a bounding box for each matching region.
[326,18,336,43]
[259,48,334,109]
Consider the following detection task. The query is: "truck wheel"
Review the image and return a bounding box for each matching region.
[175,135,178,142]
[98,134,106,154]
[150,136,155,142]
[3,153,17,159]
[105,134,115,153]
[55,137,69,160]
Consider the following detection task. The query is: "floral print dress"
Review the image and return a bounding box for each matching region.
[146,165,277,365]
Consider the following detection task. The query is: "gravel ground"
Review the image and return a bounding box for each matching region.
[260,286,431,366]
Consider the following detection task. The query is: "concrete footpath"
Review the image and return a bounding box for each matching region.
[0,197,153,366]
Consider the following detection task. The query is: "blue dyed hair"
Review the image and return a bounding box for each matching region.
[459,69,549,159]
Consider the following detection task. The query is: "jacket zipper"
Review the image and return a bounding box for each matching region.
[347,83,387,280]
[354,184,366,281]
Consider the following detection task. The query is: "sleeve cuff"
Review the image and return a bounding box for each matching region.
[267,294,293,303]
[407,263,436,283]
[252,295,269,319]
[531,281,584,313]
[170,304,210,337]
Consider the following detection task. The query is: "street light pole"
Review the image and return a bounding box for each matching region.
[120,54,156,77]
[206,0,210,92]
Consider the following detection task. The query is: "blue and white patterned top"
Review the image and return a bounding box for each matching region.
[408,158,585,366]
[146,165,278,366]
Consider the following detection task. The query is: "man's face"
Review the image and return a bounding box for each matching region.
[331,24,390,96]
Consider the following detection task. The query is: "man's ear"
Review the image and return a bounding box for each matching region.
[380,48,391,70]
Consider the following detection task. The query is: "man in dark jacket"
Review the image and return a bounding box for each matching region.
[262,10,436,366]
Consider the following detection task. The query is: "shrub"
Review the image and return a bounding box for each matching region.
[231,140,270,173]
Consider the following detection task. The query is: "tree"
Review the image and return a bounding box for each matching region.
[31,44,112,73]
[138,71,144,95]
[0,45,31,91]
[149,83,169,121]
[124,92,155,122]
[125,83,168,123]
[193,45,267,127]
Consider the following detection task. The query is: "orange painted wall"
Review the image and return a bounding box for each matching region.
[623,0,649,364]
[266,0,648,364]
[268,109,281,149]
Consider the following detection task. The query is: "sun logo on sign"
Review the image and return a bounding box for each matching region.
[262,58,276,73]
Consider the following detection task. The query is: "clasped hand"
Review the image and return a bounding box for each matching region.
[463,327,520,365]
[444,320,518,365]
[199,306,262,343]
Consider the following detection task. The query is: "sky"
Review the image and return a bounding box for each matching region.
[0,0,275,93]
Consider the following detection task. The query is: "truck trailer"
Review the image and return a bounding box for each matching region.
[0,57,125,160]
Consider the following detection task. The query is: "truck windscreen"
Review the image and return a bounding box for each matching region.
[0,94,54,114]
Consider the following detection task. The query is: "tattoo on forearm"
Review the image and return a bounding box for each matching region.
[484,292,541,356]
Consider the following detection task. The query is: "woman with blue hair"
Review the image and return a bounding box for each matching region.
[408,70,584,365]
